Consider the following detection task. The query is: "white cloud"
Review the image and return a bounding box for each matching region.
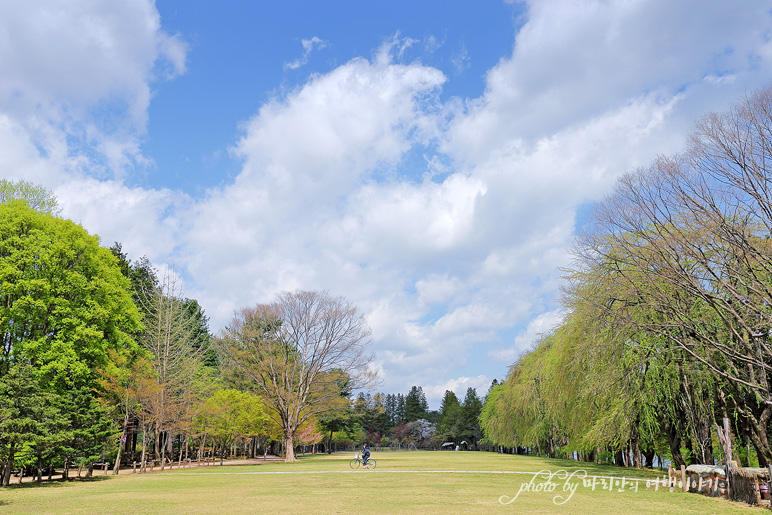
[284,36,329,70]
[0,0,185,181]
[187,0,772,396]
[447,0,772,165]
[488,309,565,363]
[424,375,492,407]
[4,1,772,404]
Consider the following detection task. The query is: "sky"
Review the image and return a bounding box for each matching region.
[3,0,772,408]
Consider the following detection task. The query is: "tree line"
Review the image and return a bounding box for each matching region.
[320,384,488,452]
[480,84,772,470]
[0,187,376,483]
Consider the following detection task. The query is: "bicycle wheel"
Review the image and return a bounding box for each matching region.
[364,459,376,470]
[349,459,360,469]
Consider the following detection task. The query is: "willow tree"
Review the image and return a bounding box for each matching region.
[217,291,375,462]
[563,84,772,465]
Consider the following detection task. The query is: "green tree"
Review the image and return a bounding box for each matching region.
[193,389,268,465]
[138,266,210,467]
[0,179,60,215]
[57,386,117,478]
[0,201,142,384]
[460,388,483,449]
[0,364,57,485]
[437,390,461,442]
[0,202,141,481]
[404,386,428,422]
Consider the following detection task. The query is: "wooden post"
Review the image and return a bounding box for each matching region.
[754,476,762,505]
[681,465,688,493]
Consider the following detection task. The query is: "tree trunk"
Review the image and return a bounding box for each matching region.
[3,443,15,486]
[198,434,207,465]
[663,419,685,468]
[114,413,128,474]
[154,427,160,467]
[284,433,297,462]
[614,449,625,467]
[631,423,642,468]
[744,407,772,467]
[160,432,167,471]
[140,425,148,473]
[643,449,655,468]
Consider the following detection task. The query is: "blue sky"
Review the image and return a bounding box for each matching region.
[3,1,772,407]
[143,1,520,193]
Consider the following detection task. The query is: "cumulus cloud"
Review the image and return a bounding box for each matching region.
[0,0,187,264]
[171,2,772,403]
[0,0,185,179]
[424,375,492,404]
[488,309,565,363]
[4,1,772,408]
[182,44,448,323]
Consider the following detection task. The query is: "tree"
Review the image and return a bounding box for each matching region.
[57,386,117,478]
[405,386,428,422]
[0,364,56,485]
[0,179,60,215]
[98,351,155,474]
[0,201,141,481]
[478,84,772,468]
[193,389,268,465]
[437,390,461,442]
[137,266,210,467]
[0,201,142,385]
[406,419,436,448]
[217,291,376,462]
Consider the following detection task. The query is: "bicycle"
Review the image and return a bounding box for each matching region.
[349,452,376,470]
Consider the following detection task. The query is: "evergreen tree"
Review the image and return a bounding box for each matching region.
[460,388,483,449]
[396,394,406,424]
[405,386,429,422]
[437,390,461,441]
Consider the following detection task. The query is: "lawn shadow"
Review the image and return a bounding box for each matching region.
[7,476,114,489]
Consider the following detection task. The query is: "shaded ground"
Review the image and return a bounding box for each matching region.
[7,455,285,485]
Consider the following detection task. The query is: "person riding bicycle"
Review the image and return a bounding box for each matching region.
[361,444,370,465]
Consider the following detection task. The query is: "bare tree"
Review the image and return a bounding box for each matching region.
[217,291,376,462]
[138,267,209,468]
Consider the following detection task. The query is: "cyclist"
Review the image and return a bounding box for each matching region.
[361,443,370,465]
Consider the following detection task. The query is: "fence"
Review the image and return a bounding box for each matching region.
[668,462,771,506]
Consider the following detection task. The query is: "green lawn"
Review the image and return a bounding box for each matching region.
[0,451,754,514]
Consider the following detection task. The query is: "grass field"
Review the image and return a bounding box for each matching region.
[0,451,755,514]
